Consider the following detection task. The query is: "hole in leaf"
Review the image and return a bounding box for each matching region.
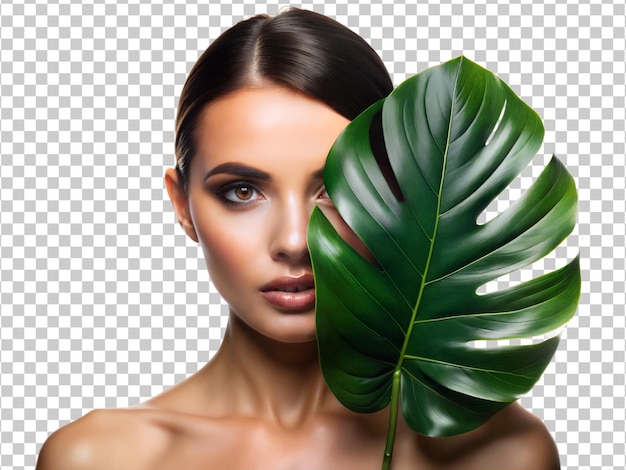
[476,231,579,296]
[369,110,405,202]
[476,153,550,226]
[316,202,381,269]
[468,327,564,349]
[484,99,507,147]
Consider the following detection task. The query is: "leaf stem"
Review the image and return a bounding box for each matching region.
[382,369,402,470]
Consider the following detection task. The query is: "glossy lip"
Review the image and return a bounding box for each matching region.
[260,274,316,311]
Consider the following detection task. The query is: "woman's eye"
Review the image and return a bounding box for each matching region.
[232,186,254,200]
[219,183,262,206]
[317,187,330,200]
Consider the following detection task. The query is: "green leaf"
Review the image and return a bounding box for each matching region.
[308,56,580,441]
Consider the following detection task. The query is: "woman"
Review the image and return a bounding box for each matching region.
[36,8,560,469]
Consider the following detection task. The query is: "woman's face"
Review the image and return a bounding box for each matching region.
[168,87,350,344]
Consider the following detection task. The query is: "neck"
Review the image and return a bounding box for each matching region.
[206,313,333,427]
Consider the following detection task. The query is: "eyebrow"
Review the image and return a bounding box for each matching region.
[204,163,272,181]
[204,163,326,182]
[311,168,325,180]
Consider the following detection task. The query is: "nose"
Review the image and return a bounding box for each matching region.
[269,195,311,264]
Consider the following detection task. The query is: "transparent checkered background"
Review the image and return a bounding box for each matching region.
[1,0,624,468]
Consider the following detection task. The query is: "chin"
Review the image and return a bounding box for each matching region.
[264,312,317,344]
[231,304,318,345]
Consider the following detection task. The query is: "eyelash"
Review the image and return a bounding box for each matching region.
[215,181,263,207]
[212,182,329,208]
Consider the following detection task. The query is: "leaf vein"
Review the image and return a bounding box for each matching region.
[403,355,536,379]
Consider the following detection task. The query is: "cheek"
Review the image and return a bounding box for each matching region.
[194,210,269,289]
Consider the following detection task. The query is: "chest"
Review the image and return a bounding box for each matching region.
[153,417,444,470]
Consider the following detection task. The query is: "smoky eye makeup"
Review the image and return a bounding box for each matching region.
[201,162,272,208]
[209,180,264,208]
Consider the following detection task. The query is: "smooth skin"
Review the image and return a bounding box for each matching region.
[36,87,560,470]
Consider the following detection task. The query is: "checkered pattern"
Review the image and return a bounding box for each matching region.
[1,0,624,469]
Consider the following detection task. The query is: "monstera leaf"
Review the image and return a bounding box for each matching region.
[308,56,579,466]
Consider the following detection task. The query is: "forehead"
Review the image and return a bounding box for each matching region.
[191,87,350,178]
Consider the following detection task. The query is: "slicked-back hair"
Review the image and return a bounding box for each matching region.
[174,8,394,188]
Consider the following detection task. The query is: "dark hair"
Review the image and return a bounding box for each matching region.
[174,8,393,188]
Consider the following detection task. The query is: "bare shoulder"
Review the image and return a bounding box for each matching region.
[470,402,561,470]
[36,408,170,470]
[405,402,560,470]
